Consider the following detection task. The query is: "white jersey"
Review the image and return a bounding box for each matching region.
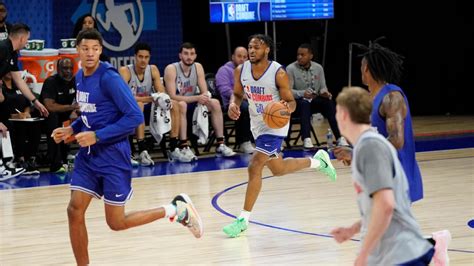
[240,60,289,138]
[126,64,153,97]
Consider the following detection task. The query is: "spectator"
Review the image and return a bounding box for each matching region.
[72,14,109,62]
[164,42,235,159]
[2,73,40,174]
[216,46,254,154]
[0,2,11,41]
[286,43,346,149]
[40,58,79,173]
[0,84,25,179]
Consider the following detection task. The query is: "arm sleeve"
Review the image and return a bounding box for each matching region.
[356,139,395,196]
[95,70,144,143]
[215,67,233,104]
[317,65,328,94]
[10,52,19,72]
[71,117,84,134]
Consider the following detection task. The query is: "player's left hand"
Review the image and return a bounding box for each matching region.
[75,131,97,147]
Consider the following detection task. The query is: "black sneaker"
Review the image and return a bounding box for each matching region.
[0,165,26,181]
[19,160,40,175]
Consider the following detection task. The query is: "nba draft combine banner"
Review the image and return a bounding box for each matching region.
[53,0,183,70]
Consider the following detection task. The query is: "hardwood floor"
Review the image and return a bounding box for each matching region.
[1,147,473,265]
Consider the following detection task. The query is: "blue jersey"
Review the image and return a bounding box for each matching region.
[72,62,144,145]
[371,84,423,202]
[69,62,144,205]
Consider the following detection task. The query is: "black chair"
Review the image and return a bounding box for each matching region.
[202,73,237,152]
[285,115,320,149]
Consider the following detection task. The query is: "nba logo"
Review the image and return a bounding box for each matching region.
[227,4,235,21]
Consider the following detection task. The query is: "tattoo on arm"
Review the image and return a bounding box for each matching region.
[381,91,407,149]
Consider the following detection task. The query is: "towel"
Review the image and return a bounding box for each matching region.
[192,92,212,145]
[149,93,172,144]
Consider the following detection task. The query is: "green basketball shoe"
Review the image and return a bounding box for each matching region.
[314,149,337,181]
[223,217,248,238]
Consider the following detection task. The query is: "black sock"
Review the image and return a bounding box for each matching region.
[217,137,224,145]
[137,139,147,153]
[169,137,179,151]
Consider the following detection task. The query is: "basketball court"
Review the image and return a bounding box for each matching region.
[1,116,473,265]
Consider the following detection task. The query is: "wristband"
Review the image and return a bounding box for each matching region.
[31,98,37,104]
[94,131,99,143]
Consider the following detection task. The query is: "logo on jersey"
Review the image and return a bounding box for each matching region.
[91,0,144,52]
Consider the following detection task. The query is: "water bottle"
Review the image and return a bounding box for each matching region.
[326,128,333,149]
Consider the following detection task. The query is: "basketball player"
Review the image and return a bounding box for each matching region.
[164,42,235,159]
[333,39,424,202]
[223,34,337,238]
[331,87,450,265]
[119,42,183,165]
[52,29,202,265]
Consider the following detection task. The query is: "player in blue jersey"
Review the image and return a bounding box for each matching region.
[52,29,202,265]
[333,38,423,202]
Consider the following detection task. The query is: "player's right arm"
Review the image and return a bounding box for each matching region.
[228,65,244,120]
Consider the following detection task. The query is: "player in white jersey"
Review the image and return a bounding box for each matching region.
[223,34,337,238]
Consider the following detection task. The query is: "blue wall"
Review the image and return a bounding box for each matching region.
[5,0,183,71]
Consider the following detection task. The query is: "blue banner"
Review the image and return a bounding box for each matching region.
[53,0,183,71]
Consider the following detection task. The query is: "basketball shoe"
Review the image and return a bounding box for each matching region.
[170,193,203,238]
[314,149,337,181]
[223,217,248,238]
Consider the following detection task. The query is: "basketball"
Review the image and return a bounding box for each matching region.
[263,102,291,129]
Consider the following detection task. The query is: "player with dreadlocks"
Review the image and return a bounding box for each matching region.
[333,38,424,203]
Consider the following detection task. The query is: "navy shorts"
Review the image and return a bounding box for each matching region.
[70,140,133,206]
[255,134,285,157]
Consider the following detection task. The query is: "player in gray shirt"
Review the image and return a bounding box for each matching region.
[330,87,450,265]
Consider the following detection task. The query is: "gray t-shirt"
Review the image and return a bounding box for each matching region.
[286,61,328,99]
[352,129,432,265]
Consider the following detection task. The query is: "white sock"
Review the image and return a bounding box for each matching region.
[238,210,251,225]
[309,158,321,169]
[163,204,177,218]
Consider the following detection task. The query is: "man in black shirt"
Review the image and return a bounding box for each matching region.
[40,58,78,172]
[0,2,11,41]
[0,23,48,116]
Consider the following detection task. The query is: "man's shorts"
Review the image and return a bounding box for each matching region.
[255,134,285,158]
[70,140,133,206]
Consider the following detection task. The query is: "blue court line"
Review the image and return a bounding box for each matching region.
[211,175,474,254]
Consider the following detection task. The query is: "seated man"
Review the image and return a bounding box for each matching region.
[0,86,25,179]
[40,58,79,173]
[215,46,254,154]
[286,43,346,149]
[119,42,183,164]
[164,42,235,159]
[2,72,40,174]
